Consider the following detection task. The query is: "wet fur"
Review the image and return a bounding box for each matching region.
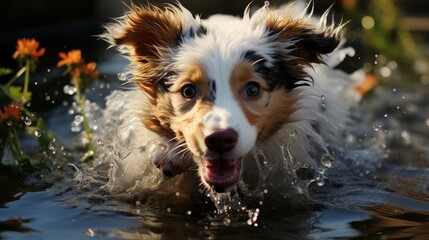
[102,2,355,195]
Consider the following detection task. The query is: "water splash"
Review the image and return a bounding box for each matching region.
[71,115,84,132]
[63,85,77,95]
[321,153,334,168]
[315,175,325,187]
[117,72,133,81]
[247,208,260,227]
[264,1,270,8]
[48,138,57,153]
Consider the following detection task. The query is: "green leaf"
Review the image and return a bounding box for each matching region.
[0,68,13,77]
[1,86,32,102]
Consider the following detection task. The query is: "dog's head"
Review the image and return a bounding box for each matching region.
[105,3,342,192]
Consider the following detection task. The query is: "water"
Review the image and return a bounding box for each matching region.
[2,67,429,239]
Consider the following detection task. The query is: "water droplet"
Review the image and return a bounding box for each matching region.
[320,95,325,100]
[63,85,77,95]
[166,208,171,213]
[384,113,388,118]
[117,72,125,81]
[71,115,84,132]
[45,95,51,101]
[117,72,133,81]
[23,116,32,126]
[47,69,51,73]
[321,153,334,168]
[34,130,42,137]
[316,176,325,186]
[380,67,391,77]
[345,134,356,144]
[6,120,12,126]
[26,102,31,107]
[186,210,192,215]
[393,88,396,92]
[289,129,298,137]
[48,139,57,151]
[97,139,103,145]
[223,217,231,226]
[401,131,411,144]
[264,1,270,7]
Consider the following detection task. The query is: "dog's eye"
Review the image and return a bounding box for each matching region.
[245,82,260,97]
[181,84,196,98]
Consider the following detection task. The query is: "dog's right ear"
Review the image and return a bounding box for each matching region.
[105,4,182,61]
[104,4,184,103]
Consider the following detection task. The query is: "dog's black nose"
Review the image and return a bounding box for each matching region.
[205,129,238,154]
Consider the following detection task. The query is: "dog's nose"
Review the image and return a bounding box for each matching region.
[204,129,238,154]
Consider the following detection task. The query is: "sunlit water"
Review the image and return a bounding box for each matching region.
[1,54,429,239]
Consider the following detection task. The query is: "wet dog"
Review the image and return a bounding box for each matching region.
[103,2,356,194]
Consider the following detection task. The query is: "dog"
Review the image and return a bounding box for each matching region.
[101,1,361,196]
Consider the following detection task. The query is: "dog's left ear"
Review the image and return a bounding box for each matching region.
[266,15,342,65]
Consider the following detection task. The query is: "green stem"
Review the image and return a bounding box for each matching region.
[21,60,31,104]
[6,66,26,87]
[9,126,24,162]
[74,77,95,160]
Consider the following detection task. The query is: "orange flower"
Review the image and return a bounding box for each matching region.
[0,103,22,123]
[57,50,83,67]
[355,74,378,95]
[58,50,99,81]
[12,38,45,61]
[81,62,99,80]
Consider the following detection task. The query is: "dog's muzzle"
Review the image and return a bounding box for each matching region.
[201,129,241,192]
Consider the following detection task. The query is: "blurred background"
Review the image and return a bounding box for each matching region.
[0,0,428,109]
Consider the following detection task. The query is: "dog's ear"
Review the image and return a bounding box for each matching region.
[104,4,184,103]
[266,13,342,65]
[105,4,182,60]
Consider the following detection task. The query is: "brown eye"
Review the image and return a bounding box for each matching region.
[245,81,260,97]
[181,84,196,98]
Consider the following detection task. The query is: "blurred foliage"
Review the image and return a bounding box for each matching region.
[340,0,429,87]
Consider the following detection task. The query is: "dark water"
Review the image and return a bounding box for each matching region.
[1,57,429,239]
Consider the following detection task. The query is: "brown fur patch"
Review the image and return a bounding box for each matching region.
[113,4,182,59]
[265,9,341,65]
[108,4,184,137]
[230,60,298,139]
[169,62,214,156]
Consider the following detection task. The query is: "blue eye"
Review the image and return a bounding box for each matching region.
[245,81,260,97]
[181,84,196,98]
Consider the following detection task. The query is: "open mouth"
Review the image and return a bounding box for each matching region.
[201,157,241,192]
